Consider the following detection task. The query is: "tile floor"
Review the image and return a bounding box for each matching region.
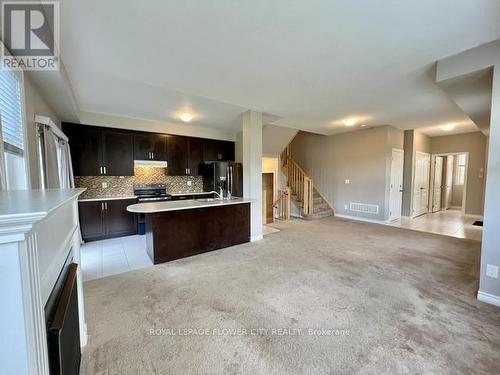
[82,224,282,281]
[80,235,152,281]
[387,208,483,241]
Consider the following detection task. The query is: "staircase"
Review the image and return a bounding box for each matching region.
[277,145,334,220]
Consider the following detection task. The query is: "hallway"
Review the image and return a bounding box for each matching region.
[387,209,482,241]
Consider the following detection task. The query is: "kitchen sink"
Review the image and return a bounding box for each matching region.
[196,198,219,202]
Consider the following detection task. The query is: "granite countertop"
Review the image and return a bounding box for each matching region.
[79,196,137,202]
[126,198,252,214]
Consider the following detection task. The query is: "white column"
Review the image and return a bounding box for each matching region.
[478,65,500,306]
[242,110,263,241]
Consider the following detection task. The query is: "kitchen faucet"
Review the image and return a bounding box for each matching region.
[209,190,223,200]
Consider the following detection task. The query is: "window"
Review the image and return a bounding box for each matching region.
[0,68,28,190]
[455,153,466,186]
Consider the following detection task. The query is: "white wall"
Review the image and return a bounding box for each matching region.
[23,75,61,189]
[79,111,236,141]
[291,126,403,221]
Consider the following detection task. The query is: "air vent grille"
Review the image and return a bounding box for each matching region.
[350,202,379,215]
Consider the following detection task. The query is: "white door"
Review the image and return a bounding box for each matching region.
[432,156,443,212]
[443,155,454,209]
[413,152,430,217]
[389,149,404,221]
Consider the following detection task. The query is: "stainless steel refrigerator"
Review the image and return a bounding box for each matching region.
[200,162,243,198]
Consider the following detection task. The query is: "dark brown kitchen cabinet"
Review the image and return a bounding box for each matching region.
[102,129,134,176]
[63,124,102,176]
[188,138,204,175]
[78,201,105,241]
[167,136,205,176]
[63,123,134,176]
[204,140,235,161]
[167,135,189,175]
[133,133,167,161]
[79,199,137,242]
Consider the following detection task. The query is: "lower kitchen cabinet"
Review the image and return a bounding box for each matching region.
[79,198,137,241]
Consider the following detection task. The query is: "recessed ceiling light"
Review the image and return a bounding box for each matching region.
[440,124,455,131]
[343,118,357,126]
[179,112,194,123]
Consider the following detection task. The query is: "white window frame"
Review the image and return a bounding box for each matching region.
[454,154,466,186]
[0,42,31,190]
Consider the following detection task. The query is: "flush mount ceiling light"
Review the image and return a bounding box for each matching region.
[440,124,455,131]
[360,124,368,128]
[343,118,357,126]
[179,112,194,123]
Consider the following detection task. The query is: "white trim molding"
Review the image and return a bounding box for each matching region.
[477,291,500,307]
[334,213,385,224]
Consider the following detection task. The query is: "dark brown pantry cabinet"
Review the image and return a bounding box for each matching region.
[79,199,137,242]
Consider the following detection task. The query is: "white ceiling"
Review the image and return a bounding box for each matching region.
[60,0,500,135]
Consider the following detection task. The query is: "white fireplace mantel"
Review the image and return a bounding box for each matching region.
[0,188,86,375]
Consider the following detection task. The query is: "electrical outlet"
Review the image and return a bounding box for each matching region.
[486,264,499,279]
[187,180,192,186]
[345,179,350,184]
[102,182,108,188]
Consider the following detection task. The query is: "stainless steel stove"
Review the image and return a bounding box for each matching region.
[133,184,172,202]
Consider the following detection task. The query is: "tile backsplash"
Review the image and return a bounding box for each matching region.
[75,167,203,200]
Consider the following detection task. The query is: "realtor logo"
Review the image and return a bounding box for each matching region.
[1,1,59,71]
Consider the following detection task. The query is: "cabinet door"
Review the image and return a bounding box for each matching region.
[79,201,105,241]
[222,141,235,161]
[102,130,134,176]
[151,134,167,160]
[64,123,102,176]
[133,133,153,160]
[134,133,167,161]
[188,139,204,175]
[203,140,220,161]
[105,199,137,237]
[167,136,189,175]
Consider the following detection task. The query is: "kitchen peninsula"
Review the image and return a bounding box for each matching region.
[127,198,251,264]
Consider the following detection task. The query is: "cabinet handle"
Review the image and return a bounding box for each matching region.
[103,166,107,174]
[152,152,154,159]
[100,166,103,174]
[101,202,104,210]
[105,202,108,210]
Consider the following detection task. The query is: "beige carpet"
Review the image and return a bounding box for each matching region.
[81,217,500,375]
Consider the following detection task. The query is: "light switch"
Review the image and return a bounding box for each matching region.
[486,264,499,279]
[345,179,350,184]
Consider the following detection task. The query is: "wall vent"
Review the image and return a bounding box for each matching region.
[349,202,379,215]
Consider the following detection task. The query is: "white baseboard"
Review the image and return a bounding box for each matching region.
[334,213,385,224]
[251,234,263,242]
[477,291,500,307]
[465,214,483,220]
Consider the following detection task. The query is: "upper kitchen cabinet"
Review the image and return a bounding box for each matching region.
[204,140,235,161]
[63,123,103,176]
[167,136,205,176]
[63,123,134,176]
[133,133,167,161]
[167,135,189,175]
[188,138,204,175]
[101,129,134,176]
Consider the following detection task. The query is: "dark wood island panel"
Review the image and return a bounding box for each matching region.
[145,203,250,264]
